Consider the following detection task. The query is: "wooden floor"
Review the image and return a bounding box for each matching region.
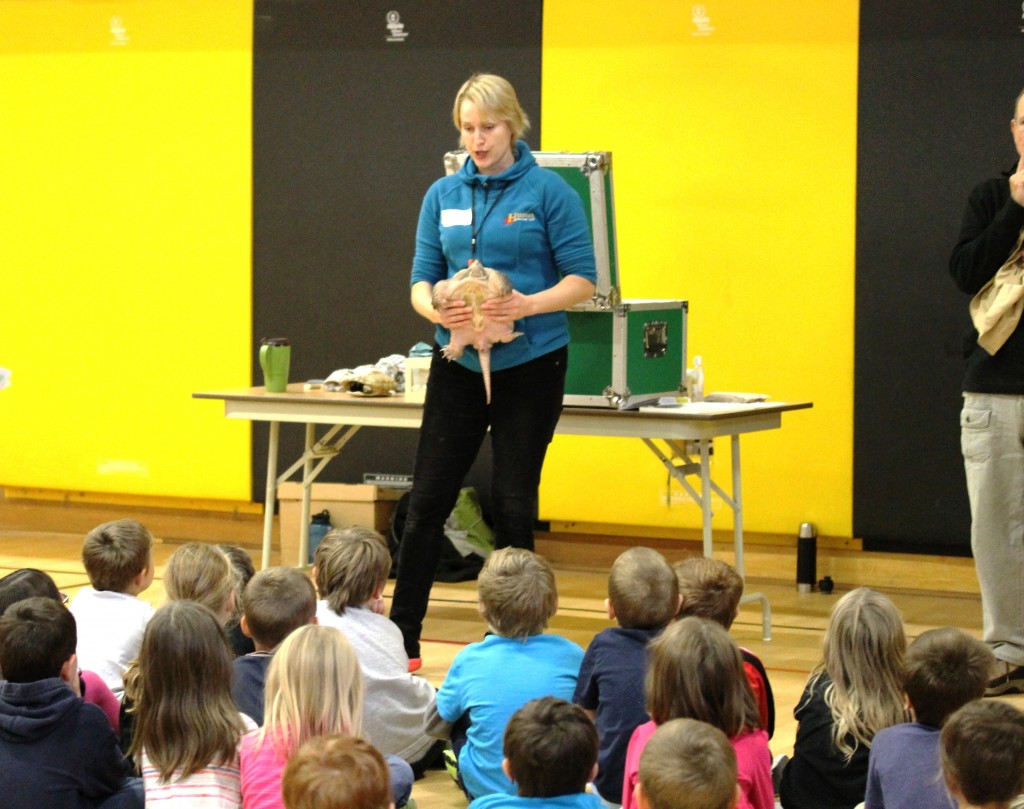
[2,526,1021,809]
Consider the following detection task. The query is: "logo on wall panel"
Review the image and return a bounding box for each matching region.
[386,11,409,43]
[110,16,130,47]
[691,4,714,36]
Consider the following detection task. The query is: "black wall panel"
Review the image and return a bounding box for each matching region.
[855,1,1024,552]
[251,2,543,505]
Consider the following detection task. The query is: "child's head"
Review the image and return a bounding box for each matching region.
[646,616,759,737]
[941,700,1024,808]
[903,627,992,728]
[241,566,318,651]
[312,526,391,615]
[219,544,256,624]
[608,548,679,629]
[282,735,392,809]
[477,547,557,639]
[0,568,62,614]
[501,697,598,798]
[261,624,364,759]
[164,542,237,625]
[82,518,153,593]
[636,718,738,809]
[0,596,76,683]
[128,600,244,781]
[817,587,907,759]
[673,556,743,629]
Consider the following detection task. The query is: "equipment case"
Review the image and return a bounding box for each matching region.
[443,149,688,409]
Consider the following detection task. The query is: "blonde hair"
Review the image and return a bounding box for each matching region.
[312,526,391,616]
[452,73,530,142]
[82,519,152,592]
[257,625,364,760]
[477,547,557,639]
[164,542,236,620]
[809,587,907,760]
[645,617,760,737]
[127,601,246,782]
[608,548,679,629]
[639,719,738,809]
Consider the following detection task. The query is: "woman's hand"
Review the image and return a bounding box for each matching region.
[481,290,532,323]
[435,299,474,330]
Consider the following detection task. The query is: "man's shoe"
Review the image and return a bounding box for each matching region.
[985,661,1024,697]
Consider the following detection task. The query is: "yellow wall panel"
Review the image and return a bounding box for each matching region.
[540,1,858,537]
[0,1,252,500]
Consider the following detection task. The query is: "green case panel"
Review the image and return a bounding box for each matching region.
[624,306,685,392]
[566,310,614,396]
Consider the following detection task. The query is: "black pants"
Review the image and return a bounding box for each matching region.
[389,344,567,657]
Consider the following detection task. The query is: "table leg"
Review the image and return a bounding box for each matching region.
[699,438,713,557]
[261,420,280,570]
[298,422,315,567]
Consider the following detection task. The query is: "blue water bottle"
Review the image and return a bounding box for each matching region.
[308,509,333,564]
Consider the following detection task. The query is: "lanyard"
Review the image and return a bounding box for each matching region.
[470,182,508,257]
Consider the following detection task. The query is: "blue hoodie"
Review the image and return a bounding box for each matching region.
[412,142,597,373]
[0,677,132,809]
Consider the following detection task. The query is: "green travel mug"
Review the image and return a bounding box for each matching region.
[259,337,291,393]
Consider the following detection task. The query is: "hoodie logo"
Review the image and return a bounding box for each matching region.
[504,212,536,225]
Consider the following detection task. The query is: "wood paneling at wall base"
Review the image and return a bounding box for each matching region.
[0,497,980,597]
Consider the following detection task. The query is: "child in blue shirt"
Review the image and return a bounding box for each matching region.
[429,548,585,799]
[469,697,603,809]
[865,627,992,809]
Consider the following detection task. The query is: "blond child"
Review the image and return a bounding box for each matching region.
[164,542,237,626]
[779,588,907,809]
[282,735,393,809]
[69,518,155,696]
[232,567,317,725]
[573,547,680,805]
[622,617,772,809]
[430,547,585,800]
[239,625,413,809]
[313,526,442,774]
[636,719,739,809]
[128,600,254,807]
[865,627,992,809]
[940,700,1024,809]
[674,557,774,737]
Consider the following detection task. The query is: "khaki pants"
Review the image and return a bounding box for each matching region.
[961,392,1024,666]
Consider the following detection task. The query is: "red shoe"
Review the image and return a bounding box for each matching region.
[408,657,422,673]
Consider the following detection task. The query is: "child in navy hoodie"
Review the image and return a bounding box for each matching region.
[0,597,140,809]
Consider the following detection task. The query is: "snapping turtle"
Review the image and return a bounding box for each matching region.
[432,260,523,403]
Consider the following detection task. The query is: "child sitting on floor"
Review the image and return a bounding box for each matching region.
[313,526,443,775]
[469,697,604,809]
[429,547,585,800]
[239,625,414,809]
[940,700,1024,809]
[231,566,317,726]
[68,518,155,697]
[573,547,680,806]
[0,597,141,809]
[622,617,773,809]
[635,719,739,809]
[282,735,394,809]
[865,626,992,809]
[127,600,254,807]
[673,556,774,738]
[779,588,907,809]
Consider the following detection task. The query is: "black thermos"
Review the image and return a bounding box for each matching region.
[797,522,817,593]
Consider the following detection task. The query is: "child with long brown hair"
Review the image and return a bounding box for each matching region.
[128,599,253,807]
[621,616,773,809]
[238,624,413,809]
[779,587,908,809]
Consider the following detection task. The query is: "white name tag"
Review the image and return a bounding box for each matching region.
[441,208,472,227]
